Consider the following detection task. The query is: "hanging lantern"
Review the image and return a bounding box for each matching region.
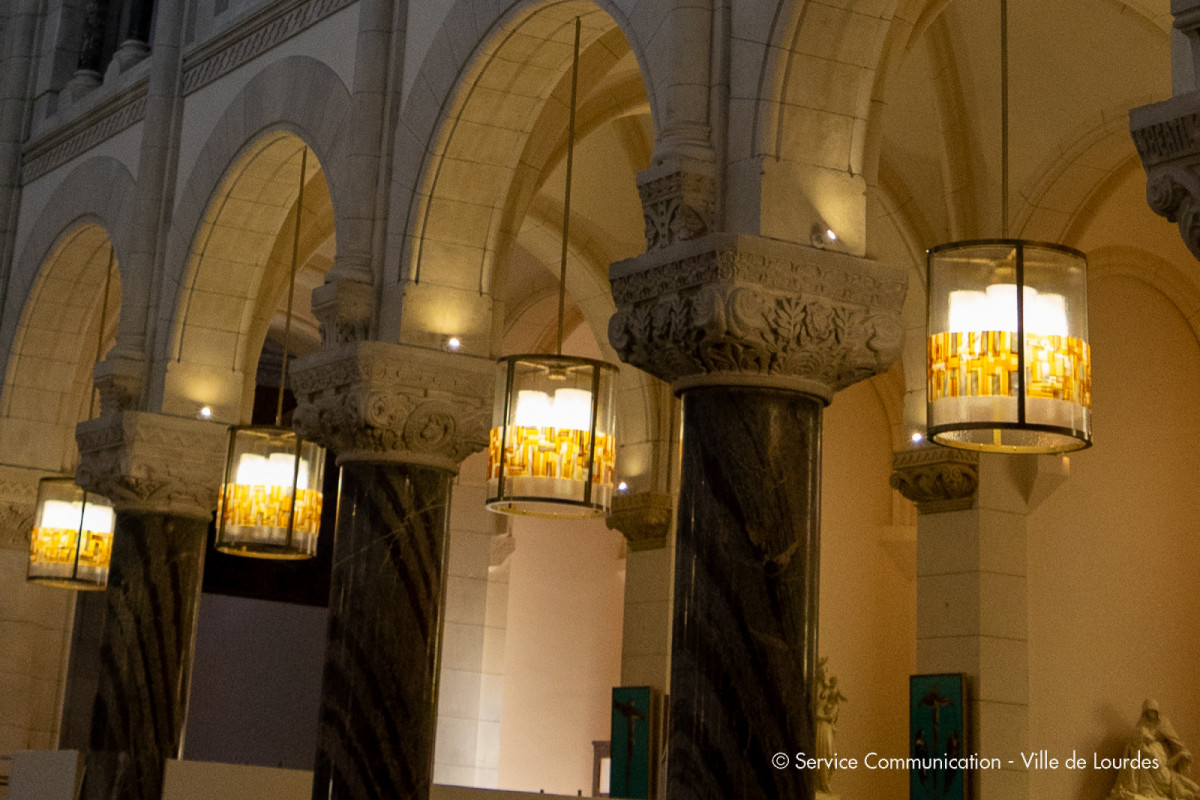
[926,239,1091,453]
[216,425,325,559]
[27,477,115,590]
[487,354,617,517]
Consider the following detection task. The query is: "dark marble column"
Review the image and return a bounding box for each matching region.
[75,0,110,77]
[73,411,229,800]
[668,387,821,799]
[80,515,207,800]
[311,463,453,800]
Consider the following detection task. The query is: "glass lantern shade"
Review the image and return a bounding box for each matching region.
[487,354,617,517]
[927,239,1091,453]
[27,477,115,590]
[216,426,325,559]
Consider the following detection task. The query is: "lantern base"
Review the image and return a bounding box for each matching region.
[929,422,1090,454]
[26,576,106,591]
[485,496,608,519]
[214,544,314,560]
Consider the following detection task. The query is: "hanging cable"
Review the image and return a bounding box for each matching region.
[276,146,307,427]
[556,17,581,355]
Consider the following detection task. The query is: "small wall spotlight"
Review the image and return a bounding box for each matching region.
[810,223,838,248]
[617,481,629,493]
[911,431,924,445]
[445,336,462,352]
[198,405,214,420]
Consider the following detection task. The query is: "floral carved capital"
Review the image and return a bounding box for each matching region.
[608,233,906,399]
[75,412,229,519]
[605,491,673,551]
[290,342,494,471]
[1131,99,1200,260]
[889,446,979,514]
[639,162,715,251]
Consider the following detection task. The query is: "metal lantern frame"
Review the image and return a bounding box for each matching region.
[487,354,617,518]
[926,238,1091,454]
[27,476,116,590]
[485,18,621,519]
[216,145,326,558]
[216,424,325,559]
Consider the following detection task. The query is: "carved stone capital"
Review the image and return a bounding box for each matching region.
[1131,97,1200,259]
[290,342,494,470]
[312,277,374,346]
[608,233,906,400]
[889,446,979,514]
[0,465,53,551]
[605,491,673,551]
[639,160,716,251]
[93,353,148,415]
[75,412,229,519]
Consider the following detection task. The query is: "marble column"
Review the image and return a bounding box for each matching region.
[73,412,228,800]
[672,387,821,797]
[291,342,493,800]
[609,231,905,799]
[311,463,452,798]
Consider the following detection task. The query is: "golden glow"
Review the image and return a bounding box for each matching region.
[928,331,1091,405]
[217,482,323,541]
[28,493,114,587]
[487,424,616,493]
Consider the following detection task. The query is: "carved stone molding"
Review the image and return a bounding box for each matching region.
[608,233,906,400]
[75,412,229,519]
[605,491,673,551]
[1131,96,1200,259]
[639,161,716,251]
[0,465,53,552]
[889,446,979,514]
[181,0,357,95]
[22,83,148,183]
[290,342,494,470]
[311,277,374,346]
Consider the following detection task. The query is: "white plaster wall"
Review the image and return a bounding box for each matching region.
[497,515,624,795]
[1027,275,1200,800]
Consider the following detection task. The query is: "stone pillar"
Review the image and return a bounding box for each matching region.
[609,232,905,799]
[68,0,109,94]
[1131,2,1200,259]
[0,0,40,289]
[72,411,227,800]
[607,491,673,692]
[291,342,493,800]
[892,446,1068,800]
[110,0,154,73]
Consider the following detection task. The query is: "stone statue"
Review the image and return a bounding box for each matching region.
[814,657,848,794]
[1108,699,1199,800]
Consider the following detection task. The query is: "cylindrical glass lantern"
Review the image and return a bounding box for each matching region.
[27,477,115,590]
[487,354,618,517]
[927,239,1091,453]
[216,426,325,559]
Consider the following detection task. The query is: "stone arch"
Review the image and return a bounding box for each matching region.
[1089,245,1200,348]
[0,222,121,472]
[0,157,134,471]
[743,0,899,252]
[387,0,656,320]
[1,157,135,383]
[390,0,666,493]
[153,55,350,420]
[1013,98,1161,244]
